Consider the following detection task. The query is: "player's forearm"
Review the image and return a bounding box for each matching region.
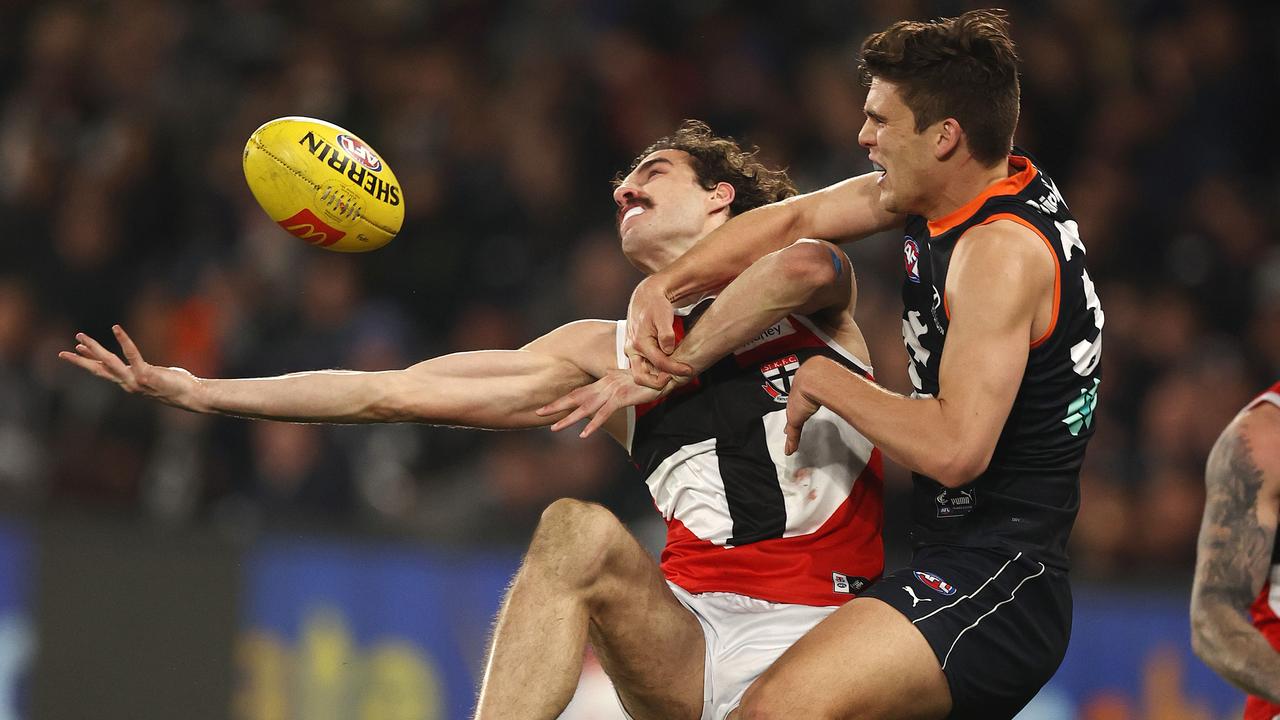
[673,243,838,373]
[1191,596,1280,703]
[658,201,805,305]
[796,357,984,487]
[196,370,401,423]
[197,351,591,429]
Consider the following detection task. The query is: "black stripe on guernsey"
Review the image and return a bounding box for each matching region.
[716,393,787,546]
[631,372,787,546]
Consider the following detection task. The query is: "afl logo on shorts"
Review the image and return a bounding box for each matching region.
[913,571,957,596]
[337,134,384,172]
[903,237,921,284]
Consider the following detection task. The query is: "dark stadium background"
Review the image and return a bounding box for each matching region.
[0,0,1276,718]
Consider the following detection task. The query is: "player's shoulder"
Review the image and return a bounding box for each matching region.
[954,219,1055,282]
[521,319,618,377]
[1236,401,1280,478]
[1209,401,1280,497]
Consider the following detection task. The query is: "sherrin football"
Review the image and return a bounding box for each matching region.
[243,117,404,252]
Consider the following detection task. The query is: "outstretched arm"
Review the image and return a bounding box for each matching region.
[1191,402,1280,703]
[628,173,899,378]
[60,321,615,430]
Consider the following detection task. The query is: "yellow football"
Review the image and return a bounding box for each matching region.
[243,117,404,253]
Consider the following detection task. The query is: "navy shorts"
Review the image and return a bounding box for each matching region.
[860,546,1071,720]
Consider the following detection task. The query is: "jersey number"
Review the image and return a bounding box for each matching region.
[1069,269,1103,376]
[903,310,931,395]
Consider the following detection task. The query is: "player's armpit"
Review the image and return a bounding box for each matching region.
[927,220,1054,485]
[1190,404,1280,703]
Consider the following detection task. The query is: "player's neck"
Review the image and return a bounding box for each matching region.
[922,158,1012,223]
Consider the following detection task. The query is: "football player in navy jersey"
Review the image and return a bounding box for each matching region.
[60,121,887,720]
[620,9,1102,720]
[1191,382,1280,717]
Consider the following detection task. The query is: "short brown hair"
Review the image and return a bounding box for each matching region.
[859,8,1020,165]
[619,120,798,216]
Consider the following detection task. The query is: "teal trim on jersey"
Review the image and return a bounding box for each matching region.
[1062,378,1101,437]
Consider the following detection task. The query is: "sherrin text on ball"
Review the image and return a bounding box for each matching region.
[243,117,404,252]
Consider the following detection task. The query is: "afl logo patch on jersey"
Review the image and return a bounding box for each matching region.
[914,571,957,596]
[760,354,801,403]
[904,237,921,284]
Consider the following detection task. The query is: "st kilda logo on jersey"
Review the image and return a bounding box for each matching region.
[761,354,801,403]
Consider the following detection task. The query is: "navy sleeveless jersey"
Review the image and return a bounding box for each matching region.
[899,153,1103,570]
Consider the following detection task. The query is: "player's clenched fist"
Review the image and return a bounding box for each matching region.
[58,325,206,412]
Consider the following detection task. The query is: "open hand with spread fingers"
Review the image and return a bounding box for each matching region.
[536,369,673,439]
[57,324,206,412]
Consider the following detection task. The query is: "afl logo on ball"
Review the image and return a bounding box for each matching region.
[337,134,383,172]
[903,237,921,284]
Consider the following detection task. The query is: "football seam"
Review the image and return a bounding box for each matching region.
[248,137,400,237]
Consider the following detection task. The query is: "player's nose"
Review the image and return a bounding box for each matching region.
[613,183,639,208]
[857,117,876,148]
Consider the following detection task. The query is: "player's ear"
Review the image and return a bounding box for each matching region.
[710,181,735,212]
[934,118,962,160]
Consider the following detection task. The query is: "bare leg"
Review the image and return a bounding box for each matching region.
[730,597,951,720]
[474,499,705,720]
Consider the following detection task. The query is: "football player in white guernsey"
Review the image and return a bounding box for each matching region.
[622,10,1101,720]
[59,121,882,720]
[1192,382,1280,715]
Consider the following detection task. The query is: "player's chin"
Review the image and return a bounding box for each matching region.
[619,231,651,266]
[876,189,901,215]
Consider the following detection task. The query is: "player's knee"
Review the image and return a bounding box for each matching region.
[528,498,625,587]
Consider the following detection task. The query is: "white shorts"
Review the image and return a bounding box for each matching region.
[618,582,838,720]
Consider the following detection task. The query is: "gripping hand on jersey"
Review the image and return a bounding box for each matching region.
[538,369,673,438]
[58,325,205,411]
[625,276,692,389]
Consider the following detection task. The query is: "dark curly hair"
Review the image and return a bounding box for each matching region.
[618,120,798,216]
[859,8,1020,165]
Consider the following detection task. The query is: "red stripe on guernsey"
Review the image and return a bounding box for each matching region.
[1245,581,1280,719]
[662,450,885,606]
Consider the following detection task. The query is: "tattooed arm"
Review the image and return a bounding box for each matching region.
[1191,402,1280,703]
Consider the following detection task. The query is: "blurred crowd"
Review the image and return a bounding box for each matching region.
[0,0,1276,580]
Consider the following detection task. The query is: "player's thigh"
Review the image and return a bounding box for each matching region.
[558,502,704,719]
[736,597,951,720]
